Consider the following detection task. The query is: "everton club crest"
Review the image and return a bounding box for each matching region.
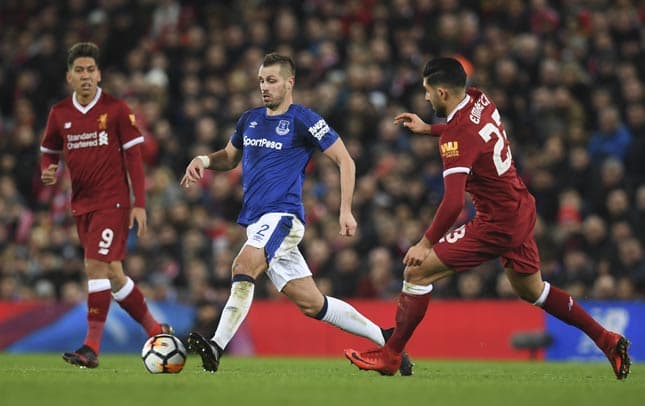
[276,119,290,136]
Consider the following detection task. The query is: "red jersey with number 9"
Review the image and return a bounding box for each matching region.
[40,88,144,216]
[438,87,536,246]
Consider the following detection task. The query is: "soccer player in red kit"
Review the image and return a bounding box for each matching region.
[40,42,172,368]
[344,57,631,379]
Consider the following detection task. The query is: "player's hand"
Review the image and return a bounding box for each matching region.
[129,207,147,237]
[339,211,357,237]
[403,238,432,267]
[393,113,431,135]
[180,157,206,188]
[41,164,58,186]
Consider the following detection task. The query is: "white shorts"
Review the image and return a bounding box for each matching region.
[245,213,311,291]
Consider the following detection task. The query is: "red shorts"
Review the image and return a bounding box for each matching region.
[75,208,130,262]
[433,222,540,274]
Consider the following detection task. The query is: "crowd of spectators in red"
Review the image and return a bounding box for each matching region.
[0,1,643,317]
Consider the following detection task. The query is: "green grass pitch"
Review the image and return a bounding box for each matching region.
[0,353,641,406]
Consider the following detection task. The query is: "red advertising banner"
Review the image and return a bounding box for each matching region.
[244,299,545,360]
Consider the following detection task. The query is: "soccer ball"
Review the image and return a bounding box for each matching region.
[141,334,187,374]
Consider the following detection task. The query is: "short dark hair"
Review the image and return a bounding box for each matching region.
[262,52,296,77]
[67,42,100,70]
[423,57,466,89]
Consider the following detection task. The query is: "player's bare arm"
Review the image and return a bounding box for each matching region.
[181,141,242,188]
[393,113,433,135]
[323,138,357,237]
[41,164,59,186]
[129,207,147,237]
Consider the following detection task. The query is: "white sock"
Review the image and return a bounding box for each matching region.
[212,279,255,350]
[318,296,385,346]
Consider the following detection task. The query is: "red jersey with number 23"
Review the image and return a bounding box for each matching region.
[437,87,536,247]
[40,88,144,216]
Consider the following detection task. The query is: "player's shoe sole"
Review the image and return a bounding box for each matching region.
[608,335,631,380]
[187,332,221,372]
[382,328,414,376]
[62,345,98,368]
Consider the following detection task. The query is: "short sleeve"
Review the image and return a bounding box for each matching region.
[297,107,338,151]
[40,108,63,153]
[118,101,144,149]
[230,111,250,149]
[439,123,479,175]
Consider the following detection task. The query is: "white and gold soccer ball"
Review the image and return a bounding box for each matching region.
[141,334,187,374]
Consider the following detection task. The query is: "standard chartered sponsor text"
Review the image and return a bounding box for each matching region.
[67,131,99,149]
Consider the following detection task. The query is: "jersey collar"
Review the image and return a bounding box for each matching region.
[72,87,102,114]
[446,94,470,122]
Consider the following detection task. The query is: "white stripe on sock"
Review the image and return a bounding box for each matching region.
[112,277,134,301]
[88,279,110,293]
[402,281,434,295]
[533,281,551,306]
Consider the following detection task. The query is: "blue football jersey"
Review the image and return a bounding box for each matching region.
[230,104,339,226]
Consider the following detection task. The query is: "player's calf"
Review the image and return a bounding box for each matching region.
[381,327,414,376]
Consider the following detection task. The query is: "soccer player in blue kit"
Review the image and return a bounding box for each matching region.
[181,53,412,375]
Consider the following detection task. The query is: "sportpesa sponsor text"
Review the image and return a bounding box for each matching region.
[243,136,283,150]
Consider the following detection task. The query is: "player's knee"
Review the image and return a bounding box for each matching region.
[513,285,542,303]
[231,253,267,279]
[509,277,545,304]
[231,260,257,279]
[85,259,109,278]
[298,301,320,318]
[404,265,439,286]
[517,292,538,303]
[403,267,421,283]
[291,293,325,318]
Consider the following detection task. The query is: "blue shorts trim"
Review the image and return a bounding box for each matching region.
[264,215,293,262]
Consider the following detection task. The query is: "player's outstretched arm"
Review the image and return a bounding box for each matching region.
[323,138,357,236]
[181,141,241,188]
[394,113,445,137]
[394,112,432,134]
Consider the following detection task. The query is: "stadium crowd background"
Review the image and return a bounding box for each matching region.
[1,0,644,330]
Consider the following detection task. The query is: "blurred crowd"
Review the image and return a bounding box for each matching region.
[1,0,644,323]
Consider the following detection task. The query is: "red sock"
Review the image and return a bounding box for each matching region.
[542,285,605,343]
[386,292,431,353]
[114,280,162,336]
[84,288,111,354]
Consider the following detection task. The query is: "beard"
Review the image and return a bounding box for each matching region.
[264,100,280,110]
[262,93,284,110]
[434,104,448,118]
